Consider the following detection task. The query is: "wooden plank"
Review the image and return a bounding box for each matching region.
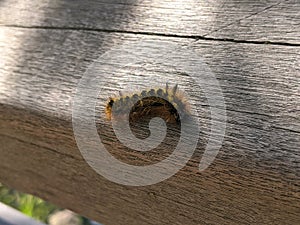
[0,26,299,224]
[0,0,299,44]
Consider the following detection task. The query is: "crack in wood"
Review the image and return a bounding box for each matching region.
[1,24,299,46]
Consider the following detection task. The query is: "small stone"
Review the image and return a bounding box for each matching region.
[48,210,81,225]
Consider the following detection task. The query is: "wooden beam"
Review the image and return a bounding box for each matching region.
[0,25,299,224]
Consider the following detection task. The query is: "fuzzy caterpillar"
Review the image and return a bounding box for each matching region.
[105,84,191,124]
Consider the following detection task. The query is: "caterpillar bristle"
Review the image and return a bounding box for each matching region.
[172,84,178,95]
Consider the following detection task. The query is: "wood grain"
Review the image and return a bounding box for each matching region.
[0,0,299,44]
[0,24,299,224]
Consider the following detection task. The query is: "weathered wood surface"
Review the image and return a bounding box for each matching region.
[0,0,299,44]
[0,1,299,225]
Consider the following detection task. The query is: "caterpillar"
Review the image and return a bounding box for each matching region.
[105,83,190,124]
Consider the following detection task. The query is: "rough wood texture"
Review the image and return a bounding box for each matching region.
[0,0,299,44]
[0,1,299,225]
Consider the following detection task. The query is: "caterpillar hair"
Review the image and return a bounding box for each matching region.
[105,83,190,124]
